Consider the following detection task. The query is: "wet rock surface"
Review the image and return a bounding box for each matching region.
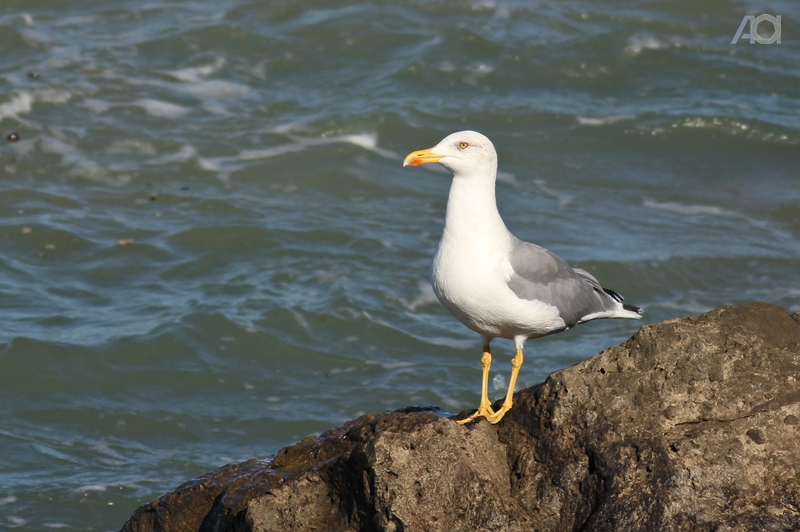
[120,303,800,532]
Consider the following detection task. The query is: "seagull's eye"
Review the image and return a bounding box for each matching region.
[458,142,469,150]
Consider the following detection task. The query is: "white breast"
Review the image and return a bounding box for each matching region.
[431,228,565,340]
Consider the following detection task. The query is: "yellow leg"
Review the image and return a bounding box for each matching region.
[485,347,523,424]
[456,347,496,424]
[478,349,494,414]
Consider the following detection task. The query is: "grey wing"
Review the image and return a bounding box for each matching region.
[506,239,617,327]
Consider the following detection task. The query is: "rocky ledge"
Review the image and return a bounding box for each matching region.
[120,302,800,532]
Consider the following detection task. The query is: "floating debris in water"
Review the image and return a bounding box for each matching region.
[7,132,19,141]
[116,239,134,246]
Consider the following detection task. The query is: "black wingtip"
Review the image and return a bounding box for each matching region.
[603,287,643,315]
[602,287,625,304]
[623,302,643,315]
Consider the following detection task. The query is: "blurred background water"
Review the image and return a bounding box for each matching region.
[0,0,798,528]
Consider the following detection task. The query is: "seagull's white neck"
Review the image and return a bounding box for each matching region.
[441,172,510,245]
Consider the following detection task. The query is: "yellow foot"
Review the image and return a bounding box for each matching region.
[478,347,523,424]
[455,401,496,424]
[483,404,511,424]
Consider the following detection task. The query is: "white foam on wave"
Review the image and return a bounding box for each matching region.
[93,443,126,461]
[637,117,795,145]
[198,133,397,181]
[463,62,495,85]
[534,179,574,207]
[164,57,225,82]
[133,98,190,118]
[625,33,663,55]
[106,140,157,155]
[492,373,507,392]
[75,480,146,494]
[0,496,16,505]
[167,78,253,115]
[69,159,115,182]
[30,442,83,464]
[97,58,248,115]
[0,88,75,127]
[0,92,34,120]
[182,80,252,99]
[81,98,112,113]
[7,516,27,527]
[645,200,729,217]
[77,484,107,492]
[248,60,268,80]
[576,115,634,126]
[269,121,307,134]
[466,62,494,75]
[643,200,767,228]
[146,144,198,165]
[34,44,89,72]
[416,335,474,350]
[40,136,131,186]
[373,316,474,349]
[365,359,415,370]
[399,281,438,311]
[35,88,72,104]
[496,171,519,186]
[237,143,307,161]
[319,133,397,159]
[198,158,227,173]
[53,15,97,27]
[469,0,510,18]
[0,88,78,135]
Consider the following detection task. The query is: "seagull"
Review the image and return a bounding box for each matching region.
[403,130,642,424]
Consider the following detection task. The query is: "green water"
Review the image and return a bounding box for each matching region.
[0,1,798,529]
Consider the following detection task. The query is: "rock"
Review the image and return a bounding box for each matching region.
[498,302,800,532]
[119,303,800,532]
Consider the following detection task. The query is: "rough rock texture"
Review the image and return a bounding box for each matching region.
[120,303,800,532]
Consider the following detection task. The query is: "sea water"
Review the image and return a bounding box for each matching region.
[0,1,798,529]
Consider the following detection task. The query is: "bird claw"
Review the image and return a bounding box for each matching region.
[483,404,511,424]
[455,402,497,424]
[457,405,511,424]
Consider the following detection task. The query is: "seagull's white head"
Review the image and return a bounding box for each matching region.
[403,130,498,180]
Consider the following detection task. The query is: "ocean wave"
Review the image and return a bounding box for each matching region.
[624,33,664,55]
[634,117,798,144]
[576,115,635,126]
[133,99,190,118]
[0,92,34,121]
[643,200,768,228]
[0,3,798,529]
[196,132,398,181]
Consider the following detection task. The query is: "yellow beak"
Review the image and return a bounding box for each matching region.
[403,147,444,167]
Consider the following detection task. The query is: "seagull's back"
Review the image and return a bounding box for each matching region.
[506,238,641,327]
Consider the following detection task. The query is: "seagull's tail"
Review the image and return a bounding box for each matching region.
[603,288,644,319]
[623,302,642,314]
[573,268,643,321]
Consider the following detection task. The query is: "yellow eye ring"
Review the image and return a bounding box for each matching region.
[458,142,469,149]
